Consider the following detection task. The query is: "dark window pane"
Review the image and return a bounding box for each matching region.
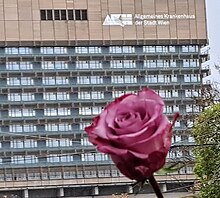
[75,10,81,20]
[54,10,60,20]
[68,10,74,20]
[61,10,66,20]
[81,10,88,20]
[47,10,53,20]
[40,10,46,20]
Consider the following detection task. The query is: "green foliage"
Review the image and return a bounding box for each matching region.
[192,103,220,198]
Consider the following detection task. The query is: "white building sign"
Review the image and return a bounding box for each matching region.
[103,13,196,26]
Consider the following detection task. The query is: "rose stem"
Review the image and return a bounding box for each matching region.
[149,175,164,198]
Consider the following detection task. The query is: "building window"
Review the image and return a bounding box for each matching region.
[42,61,68,69]
[182,45,199,53]
[45,123,72,132]
[146,75,177,83]
[75,47,101,54]
[9,124,36,133]
[6,62,33,70]
[79,122,91,130]
[9,109,36,117]
[42,76,69,85]
[111,75,137,84]
[81,137,93,146]
[7,78,20,86]
[77,76,103,84]
[144,60,171,68]
[78,91,104,100]
[68,10,74,20]
[11,140,37,149]
[184,74,200,83]
[21,77,34,85]
[7,77,34,86]
[143,46,155,53]
[46,139,72,147]
[81,153,108,162]
[47,155,60,163]
[109,46,135,53]
[40,9,88,21]
[75,9,88,20]
[40,10,46,20]
[76,61,102,69]
[79,107,104,115]
[110,60,136,68]
[44,108,71,117]
[43,92,70,100]
[5,47,32,54]
[40,47,67,54]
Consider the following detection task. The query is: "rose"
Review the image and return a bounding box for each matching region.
[85,88,173,181]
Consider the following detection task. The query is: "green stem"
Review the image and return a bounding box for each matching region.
[149,175,164,198]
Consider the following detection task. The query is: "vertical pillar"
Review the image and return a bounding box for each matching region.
[57,188,64,197]
[23,189,29,198]
[162,183,167,192]
[128,186,133,194]
[94,186,99,195]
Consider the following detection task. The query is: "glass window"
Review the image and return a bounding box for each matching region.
[81,137,93,146]
[8,93,21,101]
[68,10,74,20]
[41,47,53,54]
[54,10,60,20]
[169,46,176,52]
[7,78,20,86]
[75,47,88,53]
[20,77,34,85]
[45,123,58,131]
[55,76,69,84]
[46,10,53,20]
[47,155,60,163]
[79,122,91,130]
[59,123,72,131]
[21,93,35,101]
[111,60,136,68]
[75,10,81,20]
[43,92,56,100]
[111,75,137,84]
[40,10,46,20]
[77,76,103,84]
[143,46,155,53]
[146,75,157,83]
[44,108,58,116]
[54,47,67,54]
[60,10,66,20]
[42,76,69,85]
[42,61,68,69]
[9,109,35,117]
[109,46,135,53]
[76,61,102,69]
[144,60,156,68]
[57,92,70,100]
[81,10,88,20]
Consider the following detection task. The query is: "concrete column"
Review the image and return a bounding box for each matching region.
[57,188,64,197]
[162,183,167,192]
[23,189,29,198]
[94,186,99,195]
[128,186,133,194]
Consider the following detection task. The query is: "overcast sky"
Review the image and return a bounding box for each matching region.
[205,0,220,83]
[206,0,220,60]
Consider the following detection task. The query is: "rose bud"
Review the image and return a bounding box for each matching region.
[85,88,175,182]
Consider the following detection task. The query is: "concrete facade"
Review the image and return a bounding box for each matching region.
[0,0,208,197]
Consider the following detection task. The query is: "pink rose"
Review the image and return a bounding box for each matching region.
[85,88,173,181]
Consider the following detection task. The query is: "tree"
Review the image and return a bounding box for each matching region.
[192,103,220,198]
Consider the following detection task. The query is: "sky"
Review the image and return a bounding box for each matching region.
[205,0,220,84]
